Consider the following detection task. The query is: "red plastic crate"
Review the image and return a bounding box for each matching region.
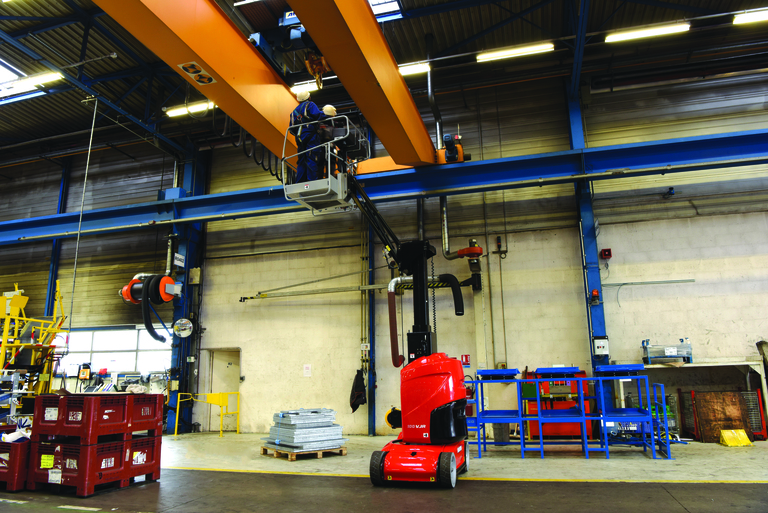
[32,394,163,444]
[0,426,29,492]
[27,436,161,497]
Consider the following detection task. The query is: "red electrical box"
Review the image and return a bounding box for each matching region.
[600,248,612,259]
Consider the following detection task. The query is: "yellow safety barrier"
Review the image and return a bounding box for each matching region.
[173,392,240,437]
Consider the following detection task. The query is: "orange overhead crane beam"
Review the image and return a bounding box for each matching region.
[289,0,436,167]
[93,0,298,158]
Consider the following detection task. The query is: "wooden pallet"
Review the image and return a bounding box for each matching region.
[260,446,347,462]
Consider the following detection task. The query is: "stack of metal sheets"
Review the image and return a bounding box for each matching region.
[262,408,348,453]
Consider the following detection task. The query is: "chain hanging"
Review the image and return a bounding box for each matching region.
[431,258,437,332]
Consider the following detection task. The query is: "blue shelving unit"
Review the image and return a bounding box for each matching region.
[466,366,673,460]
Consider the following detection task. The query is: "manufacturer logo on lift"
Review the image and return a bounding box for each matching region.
[407,424,426,429]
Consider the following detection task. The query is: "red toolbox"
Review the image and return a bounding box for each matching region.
[0,425,29,492]
[33,394,163,444]
[27,436,161,497]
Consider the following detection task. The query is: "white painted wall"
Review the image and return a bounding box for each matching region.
[197,239,480,435]
[197,211,768,434]
[600,213,768,362]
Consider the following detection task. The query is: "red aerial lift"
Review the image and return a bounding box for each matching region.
[282,114,477,488]
[344,177,470,489]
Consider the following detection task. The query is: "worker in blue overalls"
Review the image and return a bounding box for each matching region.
[289,90,328,183]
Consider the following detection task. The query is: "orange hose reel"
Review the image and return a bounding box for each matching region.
[120,275,176,304]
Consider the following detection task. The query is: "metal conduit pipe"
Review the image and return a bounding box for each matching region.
[387,275,440,368]
[440,196,460,260]
[425,34,442,148]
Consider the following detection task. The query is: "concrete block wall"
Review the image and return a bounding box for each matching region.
[600,213,768,362]
[371,241,479,436]
[197,211,768,434]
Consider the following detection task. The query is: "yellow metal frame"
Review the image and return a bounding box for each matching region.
[0,281,68,397]
[173,392,240,437]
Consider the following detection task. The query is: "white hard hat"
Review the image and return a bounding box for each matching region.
[322,105,337,116]
[297,90,311,102]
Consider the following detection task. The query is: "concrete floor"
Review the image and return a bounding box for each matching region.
[162,433,768,483]
[1,434,766,512]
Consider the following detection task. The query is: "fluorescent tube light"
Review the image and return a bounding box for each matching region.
[605,23,689,43]
[733,10,768,25]
[0,72,62,99]
[165,101,214,117]
[370,1,400,15]
[477,43,554,63]
[16,72,63,87]
[290,82,319,95]
[399,62,430,76]
[0,91,46,105]
[233,0,262,6]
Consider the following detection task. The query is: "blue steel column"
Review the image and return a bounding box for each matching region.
[569,92,608,369]
[368,225,376,436]
[576,178,609,368]
[45,157,72,316]
[168,144,204,433]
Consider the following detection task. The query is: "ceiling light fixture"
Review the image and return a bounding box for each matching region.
[476,43,554,63]
[165,101,215,117]
[0,72,63,99]
[733,10,768,24]
[289,81,319,95]
[398,62,430,76]
[605,23,690,43]
[233,0,262,6]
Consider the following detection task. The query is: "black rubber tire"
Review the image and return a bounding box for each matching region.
[369,451,387,486]
[438,452,457,489]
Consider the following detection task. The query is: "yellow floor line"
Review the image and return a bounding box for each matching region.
[164,467,768,484]
[164,466,367,478]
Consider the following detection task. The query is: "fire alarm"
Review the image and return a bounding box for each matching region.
[600,248,612,259]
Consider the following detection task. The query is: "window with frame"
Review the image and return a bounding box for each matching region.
[58,329,172,376]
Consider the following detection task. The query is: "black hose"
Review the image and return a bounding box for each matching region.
[253,141,264,166]
[231,124,243,147]
[261,148,273,173]
[438,273,464,316]
[142,277,166,342]
[149,274,164,305]
[242,131,254,158]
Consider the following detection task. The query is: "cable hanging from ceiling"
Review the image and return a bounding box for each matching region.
[211,106,280,182]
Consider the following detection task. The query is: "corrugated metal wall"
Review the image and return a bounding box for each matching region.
[0,143,174,327]
[0,242,52,318]
[0,159,60,222]
[57,143,174,326]
[206,146,364,258]
[594,165,768,225]
[374,77,572,159]
[65,143,174,212]
[584,75,768,148]
[56,229,173,328]
[587,75,768,223]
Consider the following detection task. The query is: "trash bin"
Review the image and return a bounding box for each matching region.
[492,423,509,442]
